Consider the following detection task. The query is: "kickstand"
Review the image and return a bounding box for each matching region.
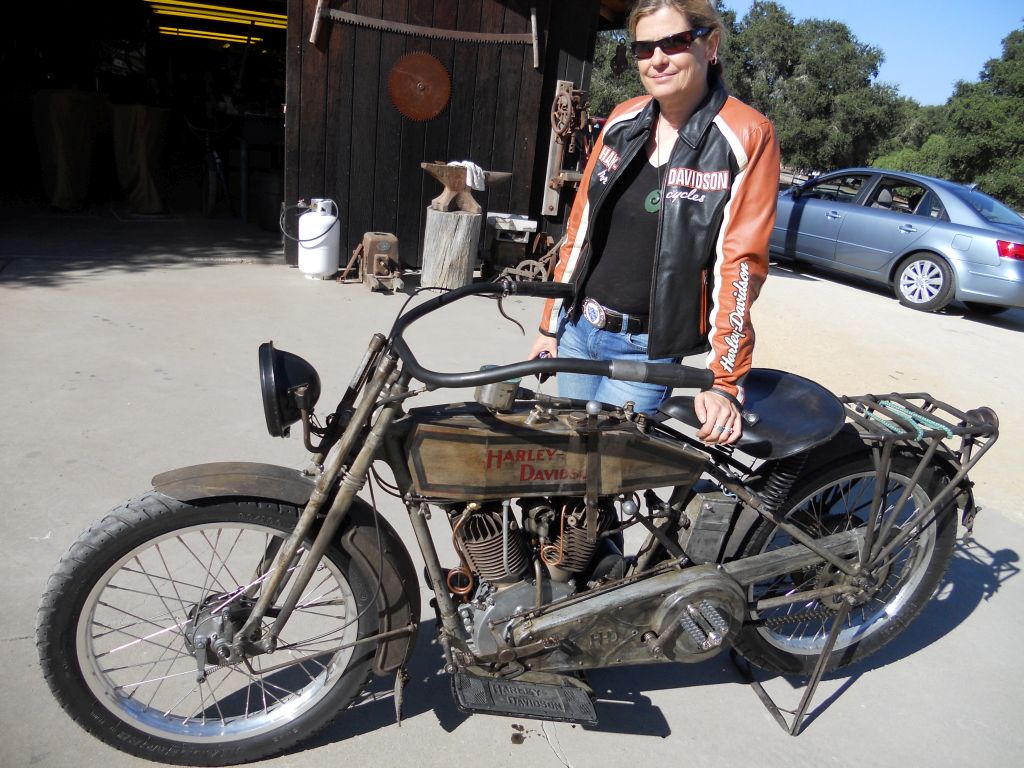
[730,600,852,736]
[394,667,409,727]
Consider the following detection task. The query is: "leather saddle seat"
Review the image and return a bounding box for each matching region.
[657,368,846,460]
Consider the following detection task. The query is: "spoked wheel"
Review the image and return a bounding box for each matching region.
[732,455,955,675]
[37,494,377,766]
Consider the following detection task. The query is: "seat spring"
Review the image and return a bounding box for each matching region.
[760,454,808,519]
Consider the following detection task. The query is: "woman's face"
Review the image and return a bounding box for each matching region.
[634,6,718,108]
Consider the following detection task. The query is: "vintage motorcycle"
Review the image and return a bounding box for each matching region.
[37,279,998,765]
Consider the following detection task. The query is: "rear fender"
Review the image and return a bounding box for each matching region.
[152,461,420,676]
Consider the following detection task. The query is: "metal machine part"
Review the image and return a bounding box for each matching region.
[511,565,746,671]
[359,232,403,291]
[474,380,520,412]
[454,504,530,583]
[459,578,575,658]
[534,501,618,581]
[388,52,451,121]
[678,484,743,564]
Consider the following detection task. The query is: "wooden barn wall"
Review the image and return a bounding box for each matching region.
[530,0,601,238]
[286,0,610,268]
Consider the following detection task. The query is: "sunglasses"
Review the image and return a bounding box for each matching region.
[631,27,712,60]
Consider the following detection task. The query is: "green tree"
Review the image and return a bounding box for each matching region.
[942,28,1024,208]
[726,1,802,111]
[768,18,901,171]
[587,31,644,116]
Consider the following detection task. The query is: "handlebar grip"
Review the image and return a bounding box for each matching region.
[504,280,576,300]
[608,361,714,390]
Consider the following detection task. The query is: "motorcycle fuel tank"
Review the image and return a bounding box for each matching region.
[403,402,706,500]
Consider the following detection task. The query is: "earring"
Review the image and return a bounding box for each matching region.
[710,54,719,65]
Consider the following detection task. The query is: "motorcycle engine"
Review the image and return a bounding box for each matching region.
[448,497,621,658]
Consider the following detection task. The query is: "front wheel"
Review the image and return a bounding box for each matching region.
[732,454,955,675]
[895,254,955,311]
[37,493,378,766]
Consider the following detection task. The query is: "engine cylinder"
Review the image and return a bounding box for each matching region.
[543,504,617,577]
[458,507,529,583]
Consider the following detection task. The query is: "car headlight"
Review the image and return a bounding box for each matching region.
[258,342,321,437]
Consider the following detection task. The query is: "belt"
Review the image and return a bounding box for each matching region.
[581,297,649,334]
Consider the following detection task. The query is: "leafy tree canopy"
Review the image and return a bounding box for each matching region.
[586,4,1024,208]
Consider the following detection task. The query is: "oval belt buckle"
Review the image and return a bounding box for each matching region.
[582,298,607,328]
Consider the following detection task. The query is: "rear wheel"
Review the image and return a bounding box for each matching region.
[732,455,955,675]
[37,493,377,765]
[895,254,955,311]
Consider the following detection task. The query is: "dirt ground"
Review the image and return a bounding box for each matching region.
[2,230,1022,768]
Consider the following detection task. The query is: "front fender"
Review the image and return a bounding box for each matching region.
[152,462,315,506]
[151,461,420,676]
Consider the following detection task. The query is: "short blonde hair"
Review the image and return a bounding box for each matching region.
[627,0,724,79]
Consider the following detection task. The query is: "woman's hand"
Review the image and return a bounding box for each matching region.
[695,390,742,445]
[529,334,558,360]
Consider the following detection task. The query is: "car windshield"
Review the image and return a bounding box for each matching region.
[958,187,1024,225]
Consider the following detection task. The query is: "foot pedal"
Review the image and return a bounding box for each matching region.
[452,669,598,725]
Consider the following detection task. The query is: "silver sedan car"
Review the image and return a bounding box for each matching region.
[769,168,1024,313]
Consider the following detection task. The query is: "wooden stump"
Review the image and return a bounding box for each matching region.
[421,208,482,289]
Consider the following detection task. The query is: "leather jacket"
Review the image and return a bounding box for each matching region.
[540,80,780,401]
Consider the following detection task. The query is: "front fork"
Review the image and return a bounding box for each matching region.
[232,349,405,655]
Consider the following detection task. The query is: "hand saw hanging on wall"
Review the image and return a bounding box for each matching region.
[309,0,541,68]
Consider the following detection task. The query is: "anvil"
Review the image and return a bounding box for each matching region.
[421,162,512,214]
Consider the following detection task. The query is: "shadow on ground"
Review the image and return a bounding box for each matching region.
[768,260,1024,331]
[297,535,1017,753]
[0,202,284,287]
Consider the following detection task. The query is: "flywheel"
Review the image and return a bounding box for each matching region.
[388,51,451,121]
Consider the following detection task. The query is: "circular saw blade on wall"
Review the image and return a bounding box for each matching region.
[388,51,451,121]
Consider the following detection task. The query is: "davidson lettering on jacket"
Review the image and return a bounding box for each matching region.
[666,167,730,191]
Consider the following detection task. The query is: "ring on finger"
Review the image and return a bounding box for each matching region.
[713,425,726,432]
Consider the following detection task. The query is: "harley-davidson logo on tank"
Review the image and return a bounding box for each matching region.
[404,403,705,500]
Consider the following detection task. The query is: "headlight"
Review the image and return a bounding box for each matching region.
[258,342,321,437]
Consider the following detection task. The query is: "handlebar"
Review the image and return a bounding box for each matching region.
[388,278,574,339]
[391,337,713,391]
[387,279,713,391]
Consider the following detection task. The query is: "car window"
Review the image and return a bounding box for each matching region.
[914,190,947,220]
[958,187,1024,226]
[800,174,869,204]
[866,179,929,215]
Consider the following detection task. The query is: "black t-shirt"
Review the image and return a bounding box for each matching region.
[583,152,661,316]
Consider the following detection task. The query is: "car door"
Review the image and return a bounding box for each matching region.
[832,177,938,275]
[773,173,872,263]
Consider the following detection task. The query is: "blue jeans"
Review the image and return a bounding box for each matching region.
[556,311,678,414]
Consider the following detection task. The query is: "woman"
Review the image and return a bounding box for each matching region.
[529,0,779,446]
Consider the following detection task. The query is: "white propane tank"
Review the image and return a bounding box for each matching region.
[297,199,340,279]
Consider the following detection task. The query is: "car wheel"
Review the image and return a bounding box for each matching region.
[964,301,1007,316]
[895,254,955,311]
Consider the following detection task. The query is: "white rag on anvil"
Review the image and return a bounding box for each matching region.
[448,161,486,191]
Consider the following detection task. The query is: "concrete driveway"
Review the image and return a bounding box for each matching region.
[2,210,1022,768]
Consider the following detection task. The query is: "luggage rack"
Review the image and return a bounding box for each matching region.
[735,391,999,735]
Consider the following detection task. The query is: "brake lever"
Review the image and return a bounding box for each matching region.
[537,350,552,383]
[497,292,525,336]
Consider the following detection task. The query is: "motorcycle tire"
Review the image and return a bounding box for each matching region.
[731,453,955,676]
[36,492,378,766]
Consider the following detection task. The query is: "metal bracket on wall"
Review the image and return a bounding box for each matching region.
[542,80,574,217]
[310,1,541,69]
